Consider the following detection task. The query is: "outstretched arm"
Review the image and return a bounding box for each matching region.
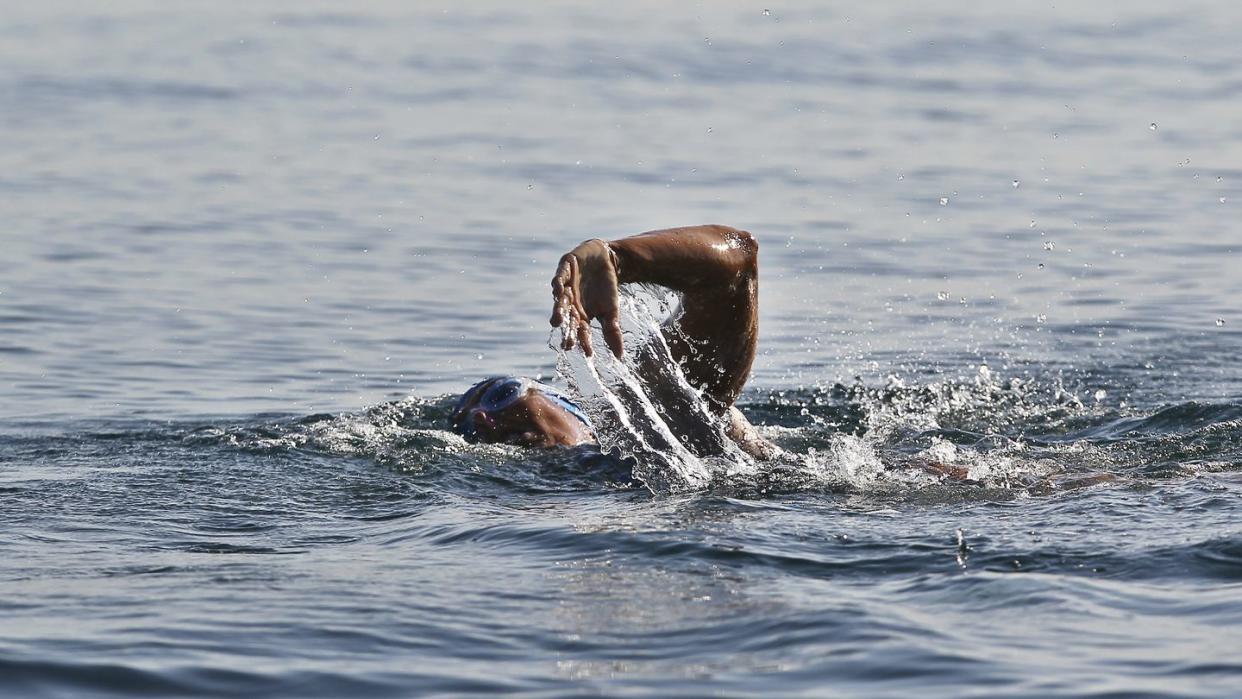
[550,225,759,412]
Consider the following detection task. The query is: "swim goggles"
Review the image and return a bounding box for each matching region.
[451,376,594,438]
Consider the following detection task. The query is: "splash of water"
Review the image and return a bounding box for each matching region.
[186,290,1236,497]
[178,365,1242,497]
[554,284,758,492]
[549,284,1009,494]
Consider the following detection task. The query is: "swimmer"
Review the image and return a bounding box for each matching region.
[451,225,776,458]
[447,226,1097,492]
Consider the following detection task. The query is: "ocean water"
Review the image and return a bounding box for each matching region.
[2,1,1241,696]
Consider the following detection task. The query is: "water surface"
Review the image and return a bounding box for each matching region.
[2,1,1240,696]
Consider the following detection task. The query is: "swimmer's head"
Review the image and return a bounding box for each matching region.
[450,376,595,447]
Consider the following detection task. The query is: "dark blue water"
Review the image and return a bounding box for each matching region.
[3,2,1241,696]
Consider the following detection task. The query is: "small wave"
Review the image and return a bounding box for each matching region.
[177,401,633,494]
[151,541,300,555]
[1071,401,1242,440]
[16,75,239,103]
[951,534,1242,583]
[0,656,448,698]
[182,400,453,462]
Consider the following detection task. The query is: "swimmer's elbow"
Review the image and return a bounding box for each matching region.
[736,228,757,250]
[734,228,759,275]
[707,224,757,256]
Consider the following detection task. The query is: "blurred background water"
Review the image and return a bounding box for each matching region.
[2,1,1241,697]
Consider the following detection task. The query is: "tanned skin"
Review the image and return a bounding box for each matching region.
[551,225,775,458]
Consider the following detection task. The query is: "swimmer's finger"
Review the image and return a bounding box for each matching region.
[563,284,591,324]
[560,309,577,351]
[577,315,593,357]
[555,290,575,336]
[550,255,575,327]
[602,314,624,359]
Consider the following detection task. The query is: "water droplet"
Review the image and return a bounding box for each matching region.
[1217,318,1226,326]
[706,127,713,134]
[1029,220,1037,228]
[1043,241,1055,251]
[939,197,949,206]
[1094,389,1106,402]
[1220,197,1227,203]
[1217,176,1223,183]
[1037,263,1045,269]
[527,183,534,189]
[1149,122,1158,131]
[1012,179,1021,188]
[476,353,484,360]
[1036,313,1047,324]
[896,173,904,181]
[937,290,949,301]
[762,8,771,15]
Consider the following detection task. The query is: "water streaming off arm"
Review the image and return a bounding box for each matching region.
[554,284,756,492]
[551,283,938,493]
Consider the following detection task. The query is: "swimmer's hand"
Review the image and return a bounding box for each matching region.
[550,239,624,359]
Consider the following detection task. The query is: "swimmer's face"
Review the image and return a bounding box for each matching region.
[451,378,594,447]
